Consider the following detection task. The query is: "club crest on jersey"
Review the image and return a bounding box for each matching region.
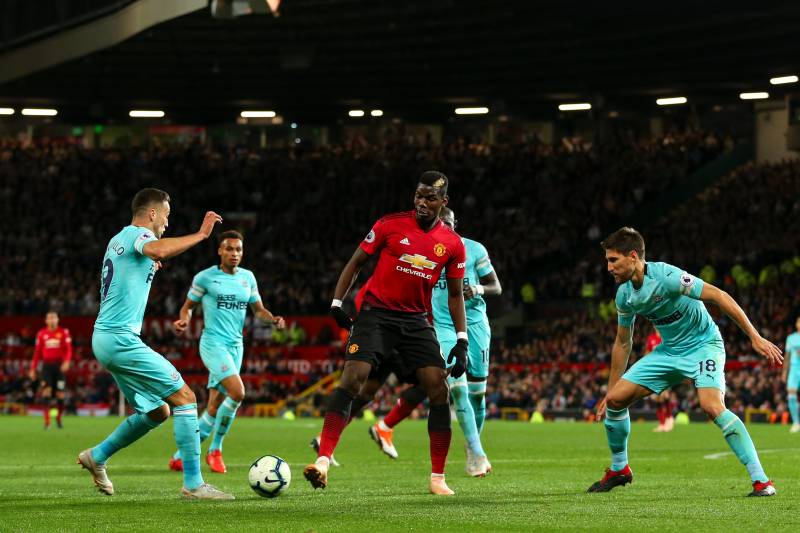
[679,272,695,295]
[653,294,663,303]
[364,230,376,243]
[433,243,446,257]
[399,254,437,270]
[241,280,249,288]
[348,343,359,354]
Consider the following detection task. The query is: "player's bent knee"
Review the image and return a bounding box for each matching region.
[148,404,170,424]
[168,384,197,406]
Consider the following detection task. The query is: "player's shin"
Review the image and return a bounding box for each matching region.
[318,387,355,458]
[604,407,630,471]
[428,403,452,475]
[173,404,204,490]
[467,381,487,433]
[92,412,161,464]
[788,394,799,425]
[172,410,215,460]
[384,386,426,428]
[714,409,769,483]
[451,382,485,457]
[210,398,240,452]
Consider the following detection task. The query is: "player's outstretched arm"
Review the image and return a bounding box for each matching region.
[250,300,286,329]
[700,283,783,365]
[596,324,633,421]
[173,298,198,335]
[464,271,502,300]
[142,211,222,261]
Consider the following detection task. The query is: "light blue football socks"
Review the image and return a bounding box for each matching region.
[468,381,487,434]
[714,409,768,483]
[173,403,203,489]
[210,397,241,452]
[604,407,630,471]
[92,412,161,464]
[173,410,215,460]
[451,383,486,457]
[788,394,799,425]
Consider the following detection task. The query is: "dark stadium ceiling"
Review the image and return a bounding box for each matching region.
[2,1,800,123]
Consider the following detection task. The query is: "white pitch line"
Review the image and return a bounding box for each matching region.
[704,448,796,460]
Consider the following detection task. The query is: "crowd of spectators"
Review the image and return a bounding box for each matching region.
[0,129,726,317]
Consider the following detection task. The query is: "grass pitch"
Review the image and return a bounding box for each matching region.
[2,416,800,532]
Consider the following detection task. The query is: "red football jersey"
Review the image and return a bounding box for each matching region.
[359,211,466,313]
[32,327,73,366]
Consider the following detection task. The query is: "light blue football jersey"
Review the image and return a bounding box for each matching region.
[786,332,800,367]
[188,266,260,345]
[432,238,494,327]
[615,262,721,355]
[94,225,158,335]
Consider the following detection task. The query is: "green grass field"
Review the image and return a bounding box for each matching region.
[2,416,800,532]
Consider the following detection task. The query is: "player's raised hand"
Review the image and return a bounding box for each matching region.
[28,367,36,381]
[447,339,468,378]
[198,211,223,238]
[752,335,783,366]
[173,318,189,335]
[595,396,608,421]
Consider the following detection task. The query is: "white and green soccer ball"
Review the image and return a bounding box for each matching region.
[248,455,291,498]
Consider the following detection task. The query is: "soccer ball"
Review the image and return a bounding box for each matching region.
[248,455,291,498]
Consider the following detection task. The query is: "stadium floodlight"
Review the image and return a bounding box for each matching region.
[21,108,57,116]
[769,75,798,85]
[0,108,14,115]
[739,92,769,100]
[656,97,687,106]
[454,107,489,115]
[558,103,592,111]
[348,109,365,117]
[241,110,276,118]
[370,109,384,117]
[129,110,165,118]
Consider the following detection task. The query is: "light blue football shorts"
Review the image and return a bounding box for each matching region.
[436,317,491,384]
[199,336,244,393]
[92,331,184,414]
[623,338,726,394]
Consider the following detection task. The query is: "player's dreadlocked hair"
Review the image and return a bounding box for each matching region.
[131,188,170,216]
[601,227,645,259]
[419,170,448,198]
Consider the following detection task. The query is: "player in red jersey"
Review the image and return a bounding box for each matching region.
[29,311,73,429]
[304,171,468,495]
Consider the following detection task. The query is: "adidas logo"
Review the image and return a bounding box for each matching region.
[400,237,410,245]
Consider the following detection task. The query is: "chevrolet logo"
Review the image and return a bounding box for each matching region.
[399,254,437,270]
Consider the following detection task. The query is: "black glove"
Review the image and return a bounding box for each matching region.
[330,306,353,330]
[447,338,468,379]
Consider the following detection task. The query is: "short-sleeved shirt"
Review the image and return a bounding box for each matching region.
[94,225,158,335]
[188,266,260,346]
[615,261,721,355]
[432,237,494,327]
[359,211,466,314]
[786,332,800,368]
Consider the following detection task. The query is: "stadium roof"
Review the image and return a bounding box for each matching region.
[1,1,800,122]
